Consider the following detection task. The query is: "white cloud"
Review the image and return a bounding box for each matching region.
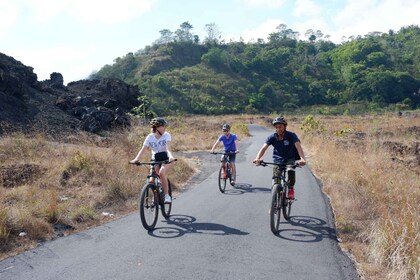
[230,19,284,42]
[293,0,321,17]
[0,0,18,34]
[332,0,420,40]
[238,0,286,8]
[6,0,157,25]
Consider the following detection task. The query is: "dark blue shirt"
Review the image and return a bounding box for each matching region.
[265,131,300,164]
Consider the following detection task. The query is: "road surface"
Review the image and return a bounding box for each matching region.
[0,124,359,279]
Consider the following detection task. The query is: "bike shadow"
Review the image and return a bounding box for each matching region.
[275,215,338,243]
[147,214,249,238]
[223,183,271,195]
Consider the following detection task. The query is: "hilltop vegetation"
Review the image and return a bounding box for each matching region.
[91,23,420,116]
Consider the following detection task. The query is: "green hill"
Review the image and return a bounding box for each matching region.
[90,24,420,116]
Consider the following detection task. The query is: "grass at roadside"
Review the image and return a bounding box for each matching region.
[0,112,418,280]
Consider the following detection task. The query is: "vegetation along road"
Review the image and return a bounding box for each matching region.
[0,125,359,279]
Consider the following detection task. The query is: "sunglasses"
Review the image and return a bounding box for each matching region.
[223,129,229,132]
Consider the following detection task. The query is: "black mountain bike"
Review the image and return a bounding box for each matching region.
[212,151,237,193]
[260,161,299,234]
[129,159,176,231]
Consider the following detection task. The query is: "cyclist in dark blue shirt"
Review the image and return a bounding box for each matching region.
[253,116,306,199]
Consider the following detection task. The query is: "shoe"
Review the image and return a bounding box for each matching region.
[164,194,172,204]
[288,188,295,200]
[230,180,235,186]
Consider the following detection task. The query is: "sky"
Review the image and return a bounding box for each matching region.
[1,0,419,85]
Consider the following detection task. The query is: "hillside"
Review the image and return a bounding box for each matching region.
[0,53,140,137]
[91,25,420,116]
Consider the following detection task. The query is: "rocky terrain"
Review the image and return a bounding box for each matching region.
[0,52,140,137]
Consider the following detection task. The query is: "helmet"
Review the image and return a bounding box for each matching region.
[272,116,287,126]
[150,117,168,127]
[222,124,231,130]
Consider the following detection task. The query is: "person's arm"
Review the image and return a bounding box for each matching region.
[130,145,148,163]
[166,141,175,162]
[295,142,306,166]
[210,138,221,153]
[235,138,240,153]
[253,143,269,165]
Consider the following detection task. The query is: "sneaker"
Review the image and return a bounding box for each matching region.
[164,194,172,204]
[288,188,295,200]
[230,180,235,186]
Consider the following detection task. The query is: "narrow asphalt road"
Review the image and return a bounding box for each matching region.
[0,124,359,280]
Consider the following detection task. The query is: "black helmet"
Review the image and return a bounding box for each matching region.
[272,116,287,126]
[222,124,231,130]
[150,117,168,127]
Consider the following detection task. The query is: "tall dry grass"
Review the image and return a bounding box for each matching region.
[302,113,419,280]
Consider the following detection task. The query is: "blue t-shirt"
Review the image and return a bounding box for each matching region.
[218,133,238,152]
[266,131,300,164]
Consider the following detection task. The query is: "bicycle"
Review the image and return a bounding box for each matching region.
[259,161,299,234]
[212,151,237,193]
[129,159,176,231]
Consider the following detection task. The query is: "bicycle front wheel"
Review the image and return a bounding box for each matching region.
[161,179,172,219]
[139,183,158,231]
[270,184,281,234]
[218,165,227,193]
[282,185,292,220]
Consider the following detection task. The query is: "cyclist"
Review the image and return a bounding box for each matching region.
[130,117,175,203]
[210,124,240,185]
[253,116,306,200]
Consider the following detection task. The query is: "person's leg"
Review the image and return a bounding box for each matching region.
[159,164,172,201]
[229,154,236,183]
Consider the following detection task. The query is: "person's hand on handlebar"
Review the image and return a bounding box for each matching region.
[253,158,262,166]
[298,159,306,166]
[129,159,139,164]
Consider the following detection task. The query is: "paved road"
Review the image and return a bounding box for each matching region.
[0,125,359,280]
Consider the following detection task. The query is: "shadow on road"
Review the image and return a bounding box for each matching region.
[275,216,338,243]
[147,214,249,238]
[222,183,271,195]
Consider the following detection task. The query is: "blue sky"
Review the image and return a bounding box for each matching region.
[1,0,419,84]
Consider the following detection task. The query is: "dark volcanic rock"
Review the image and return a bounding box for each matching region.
[0,52,141,136]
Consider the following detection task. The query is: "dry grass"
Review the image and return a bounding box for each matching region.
[302,112,419,280]
[1,112,418,280]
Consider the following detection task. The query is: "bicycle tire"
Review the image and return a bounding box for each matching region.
[161,179,172,219]
[139,183,158,231]
[270,184,281,234]
[218,164,227,193]
[282,184,292,220]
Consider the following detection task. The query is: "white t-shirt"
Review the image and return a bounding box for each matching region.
[143,132,171,158]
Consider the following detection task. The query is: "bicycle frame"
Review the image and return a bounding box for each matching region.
[129,159,176,230]
[259,161,299,233]
[212,151,236,193]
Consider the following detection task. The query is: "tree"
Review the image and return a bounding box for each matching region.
[156,29,173,45]
[204,23,221,45]
[175,21,194,42]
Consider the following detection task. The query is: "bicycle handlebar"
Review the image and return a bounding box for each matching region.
[211,151,238,155]
[129,159,177,166]
[258,161,300,168]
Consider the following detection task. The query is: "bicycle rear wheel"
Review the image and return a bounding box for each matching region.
[270,184,281,234]
[282,185,292,220]
[161,179,172,219]
[139,183,158,231]
[218,165,227,193]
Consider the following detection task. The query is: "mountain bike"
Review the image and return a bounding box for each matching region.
[129,159,176,231]
[259,161,299,234]
[212,151,237,193]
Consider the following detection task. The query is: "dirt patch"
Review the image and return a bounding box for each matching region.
[0,163,46,188]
